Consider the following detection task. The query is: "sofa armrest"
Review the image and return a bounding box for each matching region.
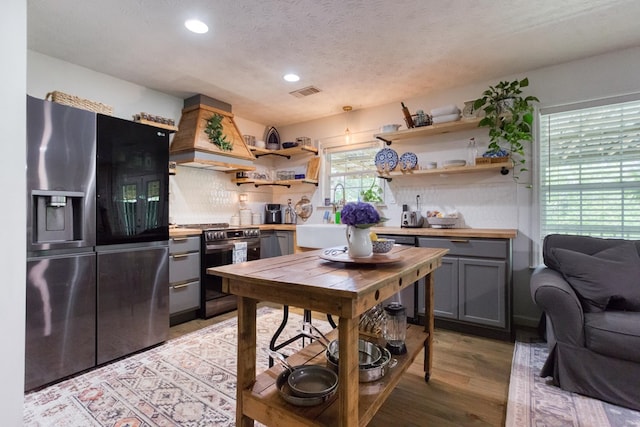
[530,265,585,347]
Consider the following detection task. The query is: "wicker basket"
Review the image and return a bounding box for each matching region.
[46,91,113,115]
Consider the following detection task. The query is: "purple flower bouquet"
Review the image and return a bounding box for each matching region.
[340,202,386,229]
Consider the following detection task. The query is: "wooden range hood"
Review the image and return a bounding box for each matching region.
[170,100,256,172]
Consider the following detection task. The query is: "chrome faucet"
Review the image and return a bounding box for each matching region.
[333,183,345,210]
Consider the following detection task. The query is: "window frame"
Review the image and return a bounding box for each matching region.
[533,93,640,264]
[322,139,385,205]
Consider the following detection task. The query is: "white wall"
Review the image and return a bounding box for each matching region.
[27,46,640,328]
[2,0,27,423]
[28,51,183,123]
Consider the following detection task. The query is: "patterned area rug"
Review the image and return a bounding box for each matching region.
[23,306,331,427]
[506,340,640,427]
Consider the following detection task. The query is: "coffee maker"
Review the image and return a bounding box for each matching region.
[265,204,282,224]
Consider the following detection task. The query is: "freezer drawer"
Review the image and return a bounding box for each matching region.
[170,280,201,314]
[97,245,169,365]
[25,252,96,391]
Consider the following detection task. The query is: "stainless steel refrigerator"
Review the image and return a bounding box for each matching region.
[95,114,169,365]
[25,96,97,390]
[25,96,170,390]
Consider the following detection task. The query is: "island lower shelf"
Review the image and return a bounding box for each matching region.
[242,324,428,427]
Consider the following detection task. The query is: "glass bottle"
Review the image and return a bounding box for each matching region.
[467,137,477,166]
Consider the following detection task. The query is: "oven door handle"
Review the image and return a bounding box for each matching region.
[205,242,236,253]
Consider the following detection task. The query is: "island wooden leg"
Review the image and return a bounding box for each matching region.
[236,295,257,427]
[338,316,359,426]
[424,272,434,382]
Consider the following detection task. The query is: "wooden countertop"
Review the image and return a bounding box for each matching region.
[169,228,202,238]
[170,224,516,239]
[169,223,297,238]
[370,226,517,239]
[209,245,447,314]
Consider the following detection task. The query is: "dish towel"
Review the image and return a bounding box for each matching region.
[233,241,247,264]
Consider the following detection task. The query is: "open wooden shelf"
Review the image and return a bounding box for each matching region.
[134,118,179,133]
[378,161,512,180]
[232,178,319,187]
[243,325,427,427]
[374,118,481,144]
[249,145,318,158]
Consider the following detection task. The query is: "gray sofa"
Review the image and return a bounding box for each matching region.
[530,234,640,411]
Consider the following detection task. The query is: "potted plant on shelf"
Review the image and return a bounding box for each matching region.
[473,77,539,180]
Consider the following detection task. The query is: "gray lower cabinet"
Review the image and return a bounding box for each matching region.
[260,230,294,258]
[169,236,201,317]
[418,236,511,340]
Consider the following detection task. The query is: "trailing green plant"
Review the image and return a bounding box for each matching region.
[473,77,539,180]
[360,180,384,203]
[204,113,233,151]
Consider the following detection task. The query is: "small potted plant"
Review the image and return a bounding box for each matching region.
[473,78,539,180]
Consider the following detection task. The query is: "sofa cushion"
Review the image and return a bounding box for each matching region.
[543,234,640,271]
[550,243,640,312]
[584,311,640,363]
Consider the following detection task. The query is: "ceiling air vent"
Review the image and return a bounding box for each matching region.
[289,86,321,98]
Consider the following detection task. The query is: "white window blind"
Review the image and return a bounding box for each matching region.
[325,142,382,203]
[539,98,640,241]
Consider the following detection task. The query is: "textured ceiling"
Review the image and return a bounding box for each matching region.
[27,0,640,126]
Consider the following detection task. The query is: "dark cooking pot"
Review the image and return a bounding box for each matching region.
[267,349,339,399]
[275,369,337,407]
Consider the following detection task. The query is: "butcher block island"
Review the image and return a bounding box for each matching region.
[207,245,448,427]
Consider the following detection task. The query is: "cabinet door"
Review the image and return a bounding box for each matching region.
[260,232,278,258]
[276,231,293,255]
[432,256,458,319]
[97,246,169,365]
[458,257,506,327]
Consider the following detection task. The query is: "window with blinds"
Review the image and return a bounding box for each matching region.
[325,142,382,203]
[539,98,640,241]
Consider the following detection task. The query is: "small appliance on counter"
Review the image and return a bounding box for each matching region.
[265,204,282,224]
[400,196,424,228]
[283,199,297,224]
[384,302,407,355]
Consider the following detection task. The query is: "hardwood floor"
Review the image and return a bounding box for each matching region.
[169,304,515,427]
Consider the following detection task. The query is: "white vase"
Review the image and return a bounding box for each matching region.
[346,225,373,258]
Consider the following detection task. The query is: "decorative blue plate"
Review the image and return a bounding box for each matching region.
[375,148,399,171]
[399,152,418,170]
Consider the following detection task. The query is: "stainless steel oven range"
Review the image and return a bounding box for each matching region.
[196,224,260,318]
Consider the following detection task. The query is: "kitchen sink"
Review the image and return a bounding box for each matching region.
[296,224,347,249]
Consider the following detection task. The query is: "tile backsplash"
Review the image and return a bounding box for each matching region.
[170,165,520,229]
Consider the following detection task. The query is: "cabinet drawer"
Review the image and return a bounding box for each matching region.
[418,237,507,259]
[169,252,200,283]
[169,236,200,253]
[170,280,200,314]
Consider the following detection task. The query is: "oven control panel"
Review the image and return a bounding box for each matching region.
[204,228,260,242]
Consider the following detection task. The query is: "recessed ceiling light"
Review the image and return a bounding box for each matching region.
[185,19,208,34]
[283,73,300,82]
